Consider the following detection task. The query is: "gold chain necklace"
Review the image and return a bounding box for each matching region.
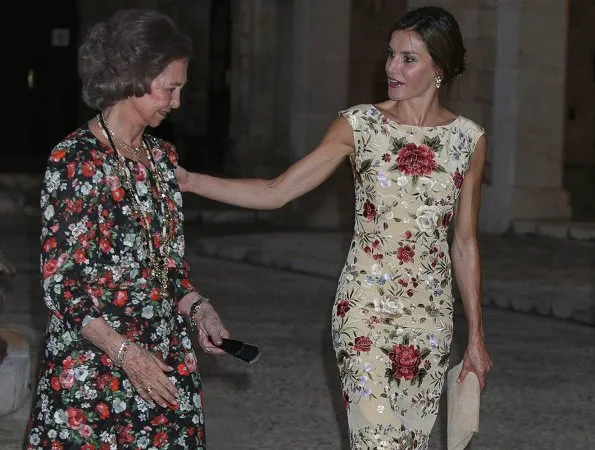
[98,112,174,298]
[101,117,145,157]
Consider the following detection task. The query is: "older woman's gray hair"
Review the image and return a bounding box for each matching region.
[78,9,192,110]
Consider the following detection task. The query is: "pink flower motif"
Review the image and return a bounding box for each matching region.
[78,424,93,439]
[59,369,75,389]
[152,148,164,161]
[184,352,197,373]
[105,175,121,191]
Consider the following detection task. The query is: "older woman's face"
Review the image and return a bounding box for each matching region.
[385,30,438,101]
[134,58,188,128]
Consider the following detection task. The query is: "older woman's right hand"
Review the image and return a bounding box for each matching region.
[122,344,179,408]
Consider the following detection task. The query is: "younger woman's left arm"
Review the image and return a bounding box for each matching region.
[451,135,494,392]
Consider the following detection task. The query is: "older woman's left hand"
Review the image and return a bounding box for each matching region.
[193,302,230,355]
[458,336,494,393]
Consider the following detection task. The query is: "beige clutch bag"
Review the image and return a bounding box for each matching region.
[447,360,480,450]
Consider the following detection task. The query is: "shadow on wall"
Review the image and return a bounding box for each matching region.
[564,163,595,221]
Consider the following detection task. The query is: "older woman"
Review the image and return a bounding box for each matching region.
[177,6,493,449]
[24,10,229,450]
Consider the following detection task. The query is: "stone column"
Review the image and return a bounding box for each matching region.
[227,0,288,176]
[289,0,351,159]
[284,0,354,229]
[480,0,572,232]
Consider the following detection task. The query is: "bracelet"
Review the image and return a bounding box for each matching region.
[188,294,210,330]
[115,338,132,368]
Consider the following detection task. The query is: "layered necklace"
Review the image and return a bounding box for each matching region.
[98,112,174,299]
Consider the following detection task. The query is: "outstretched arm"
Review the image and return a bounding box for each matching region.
[176,116,354,210]
[450,135,494,392]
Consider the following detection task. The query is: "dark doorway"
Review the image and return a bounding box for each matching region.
[0,2,80,173]
[177,0,231,174]
[207,0,232,173]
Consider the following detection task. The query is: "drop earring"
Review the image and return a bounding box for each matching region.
[434,75,442,89]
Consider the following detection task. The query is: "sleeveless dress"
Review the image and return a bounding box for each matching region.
[332,104,485,449]
[25,126,207,449]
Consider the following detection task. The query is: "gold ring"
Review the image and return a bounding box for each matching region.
[146,386,153,394]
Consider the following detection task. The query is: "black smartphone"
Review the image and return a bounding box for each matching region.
[218,338,262,365]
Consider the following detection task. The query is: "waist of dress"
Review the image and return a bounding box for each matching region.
[335,278,454,330]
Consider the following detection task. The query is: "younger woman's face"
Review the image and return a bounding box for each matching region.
[385,30,439,101]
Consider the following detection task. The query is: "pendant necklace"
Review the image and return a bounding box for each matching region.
[98,112,174,298]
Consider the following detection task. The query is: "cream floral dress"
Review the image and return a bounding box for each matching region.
[332,104,484,449]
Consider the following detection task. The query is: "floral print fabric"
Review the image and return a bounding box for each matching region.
[332,104,484,449]
[25,126,206,449]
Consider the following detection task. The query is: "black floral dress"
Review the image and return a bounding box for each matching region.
[25,125,206,450]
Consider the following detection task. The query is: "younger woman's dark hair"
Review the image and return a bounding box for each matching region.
[78,9,193,110]
[390,6,465,86]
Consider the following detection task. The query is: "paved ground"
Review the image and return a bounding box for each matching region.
[1,217,595,449]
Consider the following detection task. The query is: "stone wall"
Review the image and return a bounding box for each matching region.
[347,0,407,106]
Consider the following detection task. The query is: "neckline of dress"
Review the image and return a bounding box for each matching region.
[371,105,460,129]
[83,124,155,171]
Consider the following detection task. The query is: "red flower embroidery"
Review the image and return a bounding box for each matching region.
[50,149,66,162]
[388,344,422,380]
[395,143,437,176]
[396,245,415,263]
[73,248,87,264]
[50,376,61,391]
[442,211,452,228]
[113,290,128,307]
[99,238,111,253]
[81,161,96,178]
[66,407,86,429]
[43,259,59,279]
[111,187,125,202]
[151,414,168,426]
[353,336,372,353]
[95,402,110,420]
[453,170,464,189]
[177,363,190,376]
[43,237,57,253]
[150,288,162,301]
[336,299,350,318]
[153,431,168,448]
[66,161,76,179]
[363,200,377,221]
